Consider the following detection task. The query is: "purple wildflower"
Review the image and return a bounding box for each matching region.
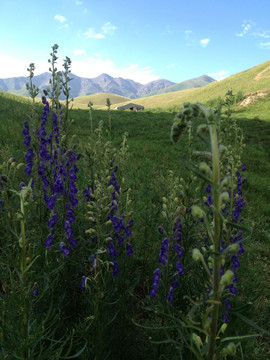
[44,233,54,250]
[166,286,174,304]
[59,242,70,257]
[112,261,119,276]
[80,276,87,291]
[126,242,133,256]
[150,268,162,299]
[158,237,169,266]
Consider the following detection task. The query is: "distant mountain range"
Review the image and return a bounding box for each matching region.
[0,72,216,99]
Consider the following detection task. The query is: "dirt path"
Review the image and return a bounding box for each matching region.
[254,66,270,81]
[237,89,270,107]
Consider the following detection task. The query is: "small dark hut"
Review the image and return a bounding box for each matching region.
[115,103,144,111]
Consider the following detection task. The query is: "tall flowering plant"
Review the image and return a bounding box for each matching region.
[146,101,252,360]
[22,45,80,257]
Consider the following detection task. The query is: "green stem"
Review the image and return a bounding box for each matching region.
[20,195,28,359]
[207,123,221,360]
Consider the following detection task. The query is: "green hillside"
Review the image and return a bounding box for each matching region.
[72,93,130,109]
[114,59,270,116]
[145,75,215,97]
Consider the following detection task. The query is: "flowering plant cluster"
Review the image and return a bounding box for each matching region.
[82,126,133,287]
[22,46,80,257]
[149,172,185,304]
[147,100,250,360]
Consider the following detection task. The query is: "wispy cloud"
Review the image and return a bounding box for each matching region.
[102,22,117,35]
[84,28,105,39]
[75,1,83,5]
[84,22,117,39]
[184,30,195,46]
[208,70,230,81]
[200,38,210,47]
[166,64,175,69]
[253,29,270,39]
[236,20,255,37]
[258,41,270,49]
[54,15,67,24]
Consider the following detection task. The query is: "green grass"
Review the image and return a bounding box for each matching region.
[1,82,270,359]
[111,59,270,115]
[71,92,130,109]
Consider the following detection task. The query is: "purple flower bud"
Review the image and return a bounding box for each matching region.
[158,226,164,234]
[80,276,87,290]
[44,233,53,249]
[19,182,26,190]
[126,242,133,256]
[112,261,119,276]
[59,242,70,257]
[166,286,173,304]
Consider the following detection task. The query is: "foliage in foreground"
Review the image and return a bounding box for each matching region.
[0,46,269,359]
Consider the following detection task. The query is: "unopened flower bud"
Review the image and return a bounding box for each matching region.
[85,228,96,235]
[220,192,230,203]
[191,205,205,219]
[192,248,203,262]
[220,270,234,286]
[192,333,203,348]
[219,145,227,155]
[16,163,25,170]
[220,323,227,334]
[227,342,236,356]
[199,162,211,174]
[228,243,239,254]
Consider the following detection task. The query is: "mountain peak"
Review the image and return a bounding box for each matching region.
[0,72,215,99]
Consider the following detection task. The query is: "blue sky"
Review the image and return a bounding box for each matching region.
[1,0,270,84]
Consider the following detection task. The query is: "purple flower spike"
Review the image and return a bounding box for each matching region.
[150,268,162,299]
[166,286,173,304]
[112,261,119,276]
[158,226,165,234]
[44,233,53,250]
[108,241,118,258]
[80,276,87,291]
[126,242,133,256]
[59,242,70,257]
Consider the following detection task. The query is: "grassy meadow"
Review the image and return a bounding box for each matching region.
[0,57,270,359]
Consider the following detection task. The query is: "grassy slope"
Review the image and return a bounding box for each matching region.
[145,75,215,97]
[113,59,270,114]
[1,89,270,359]
[71,93,130,109]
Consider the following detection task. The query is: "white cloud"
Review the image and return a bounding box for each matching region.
[166,64,175,69]
[259,41,270,49]
[72,49,86,56]
[71,57,159,84]
[200,38,210,47]
[84,28,105,39]
[0,52,159,84]
[93,52,100,57]
[75,1,83,5]
[208,70,230,81]
[54,15,67,23]
[236,20,255,37]
[0,54,49,78]
[253,29,270,39]
[102,22,117,35]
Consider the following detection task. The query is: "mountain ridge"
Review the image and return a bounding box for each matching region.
[0,72,215,99]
